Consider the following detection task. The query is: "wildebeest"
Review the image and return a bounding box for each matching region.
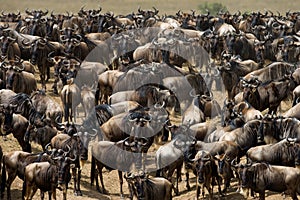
[125,171,173,200]
[0,105,31,152]
[0,150,55,200]
[4,62,37,95]
[191,150,222,199]
[24,152,74,200]
[232,161,300,200]
[247,137,300,167]
[243,76,294,114]
[90,138,141,197]
[50,132,85,196]
[156,134,186,195]
[60,82,81,122]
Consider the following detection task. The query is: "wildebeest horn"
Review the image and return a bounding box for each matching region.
[189,90,198,98]
[246,158,253,167]
[48,51,55,59]
[7,36,16,42]
[21,39,32,47]
[66,155,77,162]
[154,101,165,109]
[45,143,52,154]
[13,64,24,72]
[88,129,98,137]
[287,137,297,143]
[38,38,47,46]
[230,158,239,168]
[59,35,68,43]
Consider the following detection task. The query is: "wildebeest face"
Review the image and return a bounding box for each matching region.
[30,39,46,65]
[239,165,254,188]
[6,68,16,90]
[1,105,14,132]
[54,155,72,185]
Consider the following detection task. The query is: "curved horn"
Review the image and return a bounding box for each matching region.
[231,158,239,168]
[89,128,98,137]
[154,101,165,109]
[189,90,198,98]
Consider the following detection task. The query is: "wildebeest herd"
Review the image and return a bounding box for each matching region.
[0,5,300,200]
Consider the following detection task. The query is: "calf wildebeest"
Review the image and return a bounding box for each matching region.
[125,171,173,200]
[24,153,74,200]
[232,161,300,200]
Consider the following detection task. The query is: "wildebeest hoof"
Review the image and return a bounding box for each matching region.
[103,189,109,194]
[53,88,58,95]
[74,191,82,196]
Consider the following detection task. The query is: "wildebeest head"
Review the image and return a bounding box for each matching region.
[5,61,25,90]
[52,147,75,185]
[0,104,16,133]
[124,170,147,199]
[214,153,230,175]
[30,38,47,65]
[192,150,213,184]
[0,35,16,58]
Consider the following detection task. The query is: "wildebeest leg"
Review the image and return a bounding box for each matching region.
[76,169,82,196]
[71,168,78,195]
[46,67,50,82]
[186,171,191,190]
[259,191,265,200]
[27,184,38,200]
[6,170,18,200]
[176,164,182,195]
[118,171,124,197]
[40,190,45,200]
[99,170,108,194]
[195,183,200,199]
[52,76,59,95]
[64,104,69,122]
